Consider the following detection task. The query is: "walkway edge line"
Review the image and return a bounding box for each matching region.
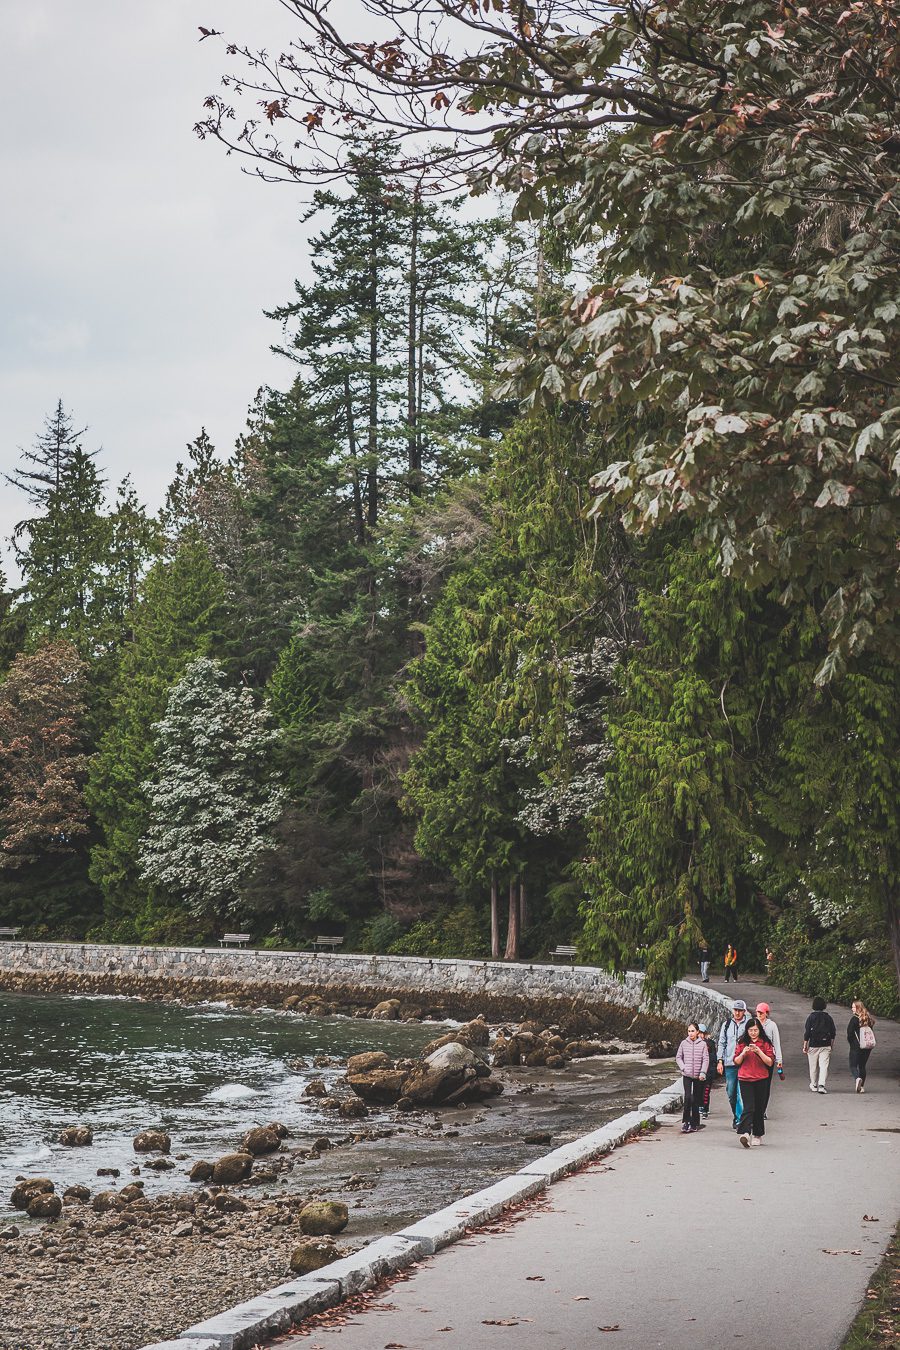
[142,1079,685,1350]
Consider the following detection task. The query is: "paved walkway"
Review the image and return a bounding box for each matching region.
[291,978,899,1350]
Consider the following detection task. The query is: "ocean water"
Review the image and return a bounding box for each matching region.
[0,990,678,1231]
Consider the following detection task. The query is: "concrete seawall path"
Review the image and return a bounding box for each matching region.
[280,976,899,1350]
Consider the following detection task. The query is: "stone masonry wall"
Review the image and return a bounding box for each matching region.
[0,941,731,1036]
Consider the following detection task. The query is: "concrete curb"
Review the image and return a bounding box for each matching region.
[139,1078,685,1350]
[137,979,732,1350]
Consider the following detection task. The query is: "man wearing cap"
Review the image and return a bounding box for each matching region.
[755,1002,783,1115]
[717,1000,748,1128]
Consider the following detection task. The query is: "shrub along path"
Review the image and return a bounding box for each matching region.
[281,977,899,1350]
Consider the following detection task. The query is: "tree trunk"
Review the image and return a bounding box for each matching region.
[518,878,527,933]
[406,185,422,502]
[887,883,900,1005]
[490,872,500,960]
[342,372,366,545]
[366,197,379,531]
[504,876,520,962]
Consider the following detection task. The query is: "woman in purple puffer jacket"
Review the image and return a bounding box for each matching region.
[676,1023,709,1133]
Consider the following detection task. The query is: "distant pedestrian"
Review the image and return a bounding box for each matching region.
[724,944,739,982]
[803,996,836,1093]
[698,1023,717,1119]
[847,1001,876,1093]
[765,945,775,970]
[676,1022,709,1133]
[734,1017,775,1146]
[699,942,710,984]
[716,999,749,1129]
[754,1001,783,1115]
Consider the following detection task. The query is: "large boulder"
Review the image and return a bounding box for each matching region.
[241,1125,282,1157]
[211,1152,253,1185]
[346,1051,392,1075]
[402,1042,487,1107]
[302,1080,328,1098]
[337,1097,368,1119]
[10,1178,54,1211]
[188,1161,214,1183]
[59,1125,93,1147]
[290,1236,343,1275]
[371,999,401,1020]
[298,1201,349,1236]
[63,1184,91,1204]
[27,1192,62,1220]
[133,1129,171,1154]
[347,1066,408,1105]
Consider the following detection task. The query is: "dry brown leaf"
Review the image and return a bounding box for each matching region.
[822,1248,862,1255]
[598,1326,621,1333]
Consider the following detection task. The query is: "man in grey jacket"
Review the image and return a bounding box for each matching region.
[717,999,748,1129]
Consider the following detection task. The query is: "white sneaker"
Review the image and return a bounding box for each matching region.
[739,1133,751,1148]
[859,1086,865,1093]
[809,1084,818,1092]
[750,1137,762,1147]
[855,1079,863,1093]
[817,1085,828,1094]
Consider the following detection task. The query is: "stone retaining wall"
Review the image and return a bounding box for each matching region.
[0,941,730,1033]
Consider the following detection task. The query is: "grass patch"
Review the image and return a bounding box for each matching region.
[841,1221,900,1349]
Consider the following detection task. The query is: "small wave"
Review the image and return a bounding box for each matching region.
[7,1142,52,1166]
[204,1084,259,1101]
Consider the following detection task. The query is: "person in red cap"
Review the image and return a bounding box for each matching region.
[754,1002,783,1116]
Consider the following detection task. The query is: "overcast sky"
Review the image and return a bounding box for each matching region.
[0,1,317,580]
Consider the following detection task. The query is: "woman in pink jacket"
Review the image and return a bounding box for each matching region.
[676,1022,709,1133]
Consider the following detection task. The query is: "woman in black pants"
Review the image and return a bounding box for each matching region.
[847,1001,876,1092]
[734,1019,774,1146]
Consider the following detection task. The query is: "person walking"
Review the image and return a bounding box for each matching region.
[847,1001,877,1093]
[724,944,739,983]
[676,1022,709,1133]
[698,1023,717,1119]
[803,996,837,1093]
[699,942,711,984]
[734,1017,775,1146]
[754,1001,783,1116]
[716,999,748,1129]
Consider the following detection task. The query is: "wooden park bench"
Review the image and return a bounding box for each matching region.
[218,932,251,948]
[549,944,578,963]
[311,935,344,952]
[0,927,22,939]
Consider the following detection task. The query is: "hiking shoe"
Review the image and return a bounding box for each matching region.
[855,1079,863,1093]
[817,1085,828,1094]
[739,1133,751,1148]
[681,1123,690,1133]
[750,1137,762,1147]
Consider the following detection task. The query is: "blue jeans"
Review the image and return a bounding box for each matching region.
[724,1065,743,1122]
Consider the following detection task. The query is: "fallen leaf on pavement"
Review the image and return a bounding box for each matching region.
[573,1296,590,1301]
[598,1326,621,1332]
[862,1215,879,1222]
[482,1319,529,1326]
[822,1249,862,1255]
[526,1276,545,1282]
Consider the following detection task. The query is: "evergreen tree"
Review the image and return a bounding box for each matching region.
[87,542,227,933]
[138,658,284,926]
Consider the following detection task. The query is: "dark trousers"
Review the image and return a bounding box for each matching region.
[682,1076,704,1127]
[725,965,738,982]
[702,1079,712,1111]
[758,1068,773,1117]
[737,1079,767,1137]
[849,1047,872,1084]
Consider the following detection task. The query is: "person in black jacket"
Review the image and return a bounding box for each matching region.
[803,996,837,1094]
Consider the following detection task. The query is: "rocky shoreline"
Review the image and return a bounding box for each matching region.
[1,1002,681,1350]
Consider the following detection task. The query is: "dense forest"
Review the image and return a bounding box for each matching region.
[1,0,898,1014]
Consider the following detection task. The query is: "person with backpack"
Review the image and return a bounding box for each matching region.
[754,1001,783,1116]
[847,1000,877,1093]
[724,944,738,983]
[676,1022,709,1132]
[803,996,837,1093]
[717,999,748,1128]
